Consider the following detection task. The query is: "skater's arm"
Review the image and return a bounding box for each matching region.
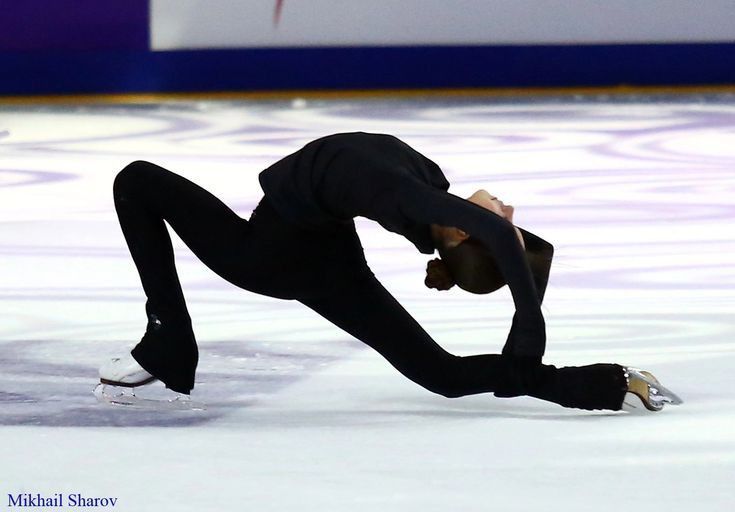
[517,227,554,305]
[396,180,546,357]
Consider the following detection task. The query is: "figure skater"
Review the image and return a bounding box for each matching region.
[98,132,681,412]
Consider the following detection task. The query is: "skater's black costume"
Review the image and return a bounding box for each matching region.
[114,132,627,410]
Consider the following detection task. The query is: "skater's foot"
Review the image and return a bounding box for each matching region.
[622,367,683,412]
[99,352,157,388]
[128,312,198,394]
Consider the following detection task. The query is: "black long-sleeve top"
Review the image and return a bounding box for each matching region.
[259,132,547,357]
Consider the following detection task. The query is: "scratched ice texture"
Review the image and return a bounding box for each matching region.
[0,95,733,511]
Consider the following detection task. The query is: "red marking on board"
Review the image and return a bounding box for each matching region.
[274,0,284,26]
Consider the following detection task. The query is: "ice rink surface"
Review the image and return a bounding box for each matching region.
[1,94,733,511]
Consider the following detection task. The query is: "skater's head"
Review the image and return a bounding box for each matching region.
[426,190,551,295]
[434,189,524,248]
[428,238,506,294]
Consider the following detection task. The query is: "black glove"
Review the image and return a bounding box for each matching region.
[502,311,546,359]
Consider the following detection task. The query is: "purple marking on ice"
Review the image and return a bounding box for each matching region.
[554,265,735,290]
[0,169,77,188]
[3,111,210,151]
[0,338,357,427]
[590,111,735,165]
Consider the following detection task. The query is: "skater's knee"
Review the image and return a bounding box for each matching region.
[112,160,156,197]
[114,161,156,193]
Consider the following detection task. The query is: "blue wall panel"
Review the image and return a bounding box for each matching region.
[1,43,734,95]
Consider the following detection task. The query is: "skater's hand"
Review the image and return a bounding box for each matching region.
[425,258,456,291]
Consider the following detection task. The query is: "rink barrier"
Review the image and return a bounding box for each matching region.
[1,43,734,96]
[2,84,735,105]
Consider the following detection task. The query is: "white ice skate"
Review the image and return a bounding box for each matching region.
[95,353,205,410]
[622,367,683,412]
[99,352,156,388]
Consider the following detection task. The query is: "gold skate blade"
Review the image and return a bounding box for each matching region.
[634,370,683,405]
[622,392,657,413]
[626,379,663,411]
[626,369,683,411]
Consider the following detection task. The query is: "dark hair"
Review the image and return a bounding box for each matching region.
[436,238,505,294]
[424,258,456,291]
[427,228,554,297]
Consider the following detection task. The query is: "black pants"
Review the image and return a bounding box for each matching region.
[112,161,627,410]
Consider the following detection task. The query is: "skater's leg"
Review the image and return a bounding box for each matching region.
[112,161,251,393]
[300,275,627,410]
[113,161,252,320]
[300,274,507,398]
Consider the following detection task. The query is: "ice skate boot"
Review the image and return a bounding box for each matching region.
[99,352,156,388]
[95,352,205,410]
[622,367,683,412]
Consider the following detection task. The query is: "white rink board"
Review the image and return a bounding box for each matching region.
[151,0,735,50]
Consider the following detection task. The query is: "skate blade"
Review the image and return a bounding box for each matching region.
[624,369,683,412]
[638,371,683,406]
[94,384,206,411]
[622,392,657,413]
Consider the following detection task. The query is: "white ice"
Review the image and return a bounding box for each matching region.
[0,96,733,511]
